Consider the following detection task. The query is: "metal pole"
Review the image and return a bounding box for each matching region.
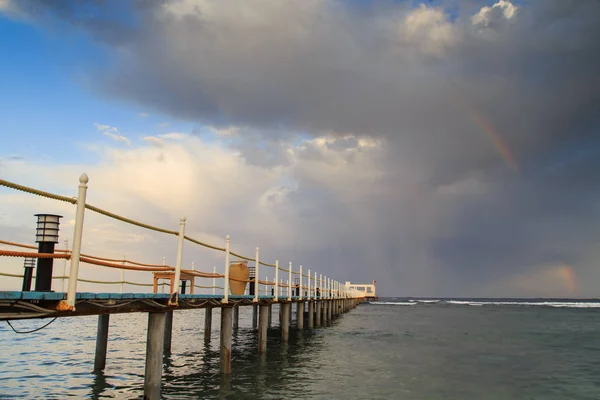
[222,235,231,304]
[274,260,279,302]
[62,174,88,311]
[288,262,292,301]
[308,269,311,300]
[299,265,303,299]
[254,247,260,303]
[170,217,186,305]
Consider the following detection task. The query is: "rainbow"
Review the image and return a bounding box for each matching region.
[556,265,576,294]
[452,89,519,172]
[467,109,519,172]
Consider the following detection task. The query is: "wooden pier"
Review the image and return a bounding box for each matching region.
[0,291,359,399]
[0,174,364,399]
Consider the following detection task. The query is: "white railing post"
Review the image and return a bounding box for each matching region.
[120,256,125,294]
[253,247,260,303]
[314,272,317,299]
[288,262,292,301]
[319,274,322,299]
[299,265,303,299]
[275,260,279,302]
[222,235,231,304]
[192,262,195,271]
[61,239,68,292]
[60,173,88,311]
[170,217,186,305]
[212,266,216,295]
[308,269,311,299]
[266,275,269,296]
[161,257,167,293]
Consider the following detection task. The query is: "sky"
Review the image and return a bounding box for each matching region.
[0,0,599,298]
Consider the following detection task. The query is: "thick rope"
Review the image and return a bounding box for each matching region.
[0,179,285,277]
[183,235,226,252]
[181,269,224,279]
[84,204,178,236]
[0,250,70,259]
[79,256,173,272]
[0,179,76,204]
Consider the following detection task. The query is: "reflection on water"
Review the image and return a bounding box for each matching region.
[1,303,600,399]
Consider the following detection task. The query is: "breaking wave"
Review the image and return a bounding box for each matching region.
[368,299,600,308]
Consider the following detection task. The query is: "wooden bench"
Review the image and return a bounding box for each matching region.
[153,271,195,294]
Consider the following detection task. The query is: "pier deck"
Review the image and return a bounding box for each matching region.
[0,291,313,320]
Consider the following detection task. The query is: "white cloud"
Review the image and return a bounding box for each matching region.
[159,132,186,140]
[472,0,518,27]
[400,4,457,55]
[94,123,131,146]
[138,112,149,118]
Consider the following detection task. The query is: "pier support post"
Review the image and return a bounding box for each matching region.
[204,307,212,342]
[322,301,328,326]
[315,301,321,327]
[297,301,304,329]
[220,307,233,374]
[258,304,269,354]
[164,310,173,354]
[94,314,110,371]
[307,301,314,328]
[268,304,272,327]
[233,306,239,330]
[252,304,258,330]
[328,300,332,322]
[281,303,290,343]
[144,312,166,400]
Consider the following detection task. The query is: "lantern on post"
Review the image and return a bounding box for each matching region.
[34,213,62,292]
[22,258,36,291]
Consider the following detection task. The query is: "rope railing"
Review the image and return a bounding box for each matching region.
[0,177,356,303]
[0,179,280,271]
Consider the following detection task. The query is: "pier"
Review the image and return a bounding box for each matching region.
[0,174,363,399]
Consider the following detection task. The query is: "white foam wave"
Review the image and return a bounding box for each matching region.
[445,301,600,308]
[369,301,416,306]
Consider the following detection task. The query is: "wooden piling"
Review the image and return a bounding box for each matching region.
[281,303,290,343]
[258,304,269,354]
[164,310,173,354]
[204,307,212,342]
[307,301,314,328]
[94,314,110,371]
[144,312,166,400]
[297,301,304,329]
[220,307,233,374]
[233,306,239,330]
[252,304,258,330]
[268,304,272,327]
[328,300,332,322]
[315,301,321,327]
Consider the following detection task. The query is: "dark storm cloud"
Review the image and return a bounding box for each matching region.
[4,0,600,296]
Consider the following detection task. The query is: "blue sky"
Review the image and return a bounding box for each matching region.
[0,13,207,164]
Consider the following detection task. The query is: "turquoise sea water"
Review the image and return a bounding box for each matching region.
[1,299,600,399]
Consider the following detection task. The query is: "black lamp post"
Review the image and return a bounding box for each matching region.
[34,213,62,292]
[22,258,36,291]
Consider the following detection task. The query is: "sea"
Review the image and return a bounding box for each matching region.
[1,298,600,399]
